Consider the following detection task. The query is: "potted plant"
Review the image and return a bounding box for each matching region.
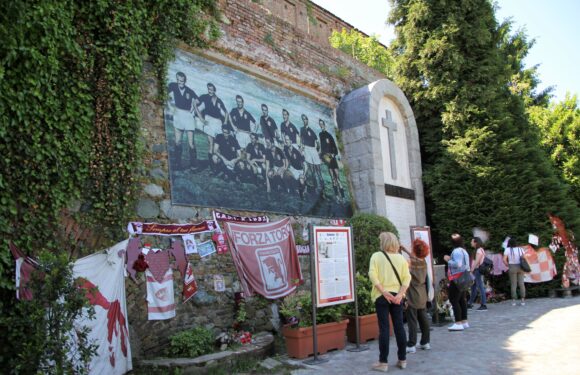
[279,291,348,359]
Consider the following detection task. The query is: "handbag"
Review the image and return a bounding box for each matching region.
[511,247,531,272]
[380,251,407,308]
[519,248,531,272]
[451,250,474,291]
[454,270,475,292]
[478,257,494,276]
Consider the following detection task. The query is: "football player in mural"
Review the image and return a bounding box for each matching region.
[246,132,268,188]
[228,95,257,149]
[319,119,345,202]
[211,125,241,180]
[280,108,299,146]
[260,104,279,145]
[167,72,203,170]
[265,139,288,193]
[234,157,257,184]
[198,83,229,162]
[299,114,325,194]
[283,135,308,199]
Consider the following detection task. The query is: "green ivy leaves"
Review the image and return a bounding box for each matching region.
[0,0,220,287]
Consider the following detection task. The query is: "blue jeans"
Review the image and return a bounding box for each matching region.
[375,295,407,363]
[468,269,486,305]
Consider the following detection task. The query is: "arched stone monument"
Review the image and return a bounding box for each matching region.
[337,79,426,248]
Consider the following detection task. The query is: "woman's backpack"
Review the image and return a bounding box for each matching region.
[478,257,494,276]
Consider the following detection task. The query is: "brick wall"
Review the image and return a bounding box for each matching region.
[216,0,384,102]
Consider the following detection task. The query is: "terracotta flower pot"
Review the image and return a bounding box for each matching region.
[282,319,348,359]
[346,313,392,343]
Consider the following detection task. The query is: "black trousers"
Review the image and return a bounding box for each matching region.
[406,306,430,346]
[375,295,407,363]
[448,281,468,322]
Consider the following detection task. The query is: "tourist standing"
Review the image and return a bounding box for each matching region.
[404,239,431,354]
[369,232,411,372]
[444,233,470,331]
[468,237,488,311]
[503,238,526,306]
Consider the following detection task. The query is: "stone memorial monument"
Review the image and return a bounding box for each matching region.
[337,79,426,248]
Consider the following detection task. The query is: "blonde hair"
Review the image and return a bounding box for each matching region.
[379,232,400,254]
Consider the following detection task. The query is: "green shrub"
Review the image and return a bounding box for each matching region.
[343,273,375,316]
[167,327,215,358]
[349,213,398,275]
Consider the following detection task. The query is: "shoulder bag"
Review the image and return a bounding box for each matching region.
[452,250,474,292]
[380,251,407,308]
[519,247,531,272]
[477,249,494,275]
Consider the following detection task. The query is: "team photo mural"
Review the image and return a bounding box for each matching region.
[164,50,353,218]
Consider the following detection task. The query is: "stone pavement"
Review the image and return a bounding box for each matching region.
[286,297,580,375]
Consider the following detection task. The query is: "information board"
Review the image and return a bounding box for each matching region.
[312,226,355,307]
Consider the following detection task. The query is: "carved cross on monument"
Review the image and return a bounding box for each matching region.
[382,109,398,180]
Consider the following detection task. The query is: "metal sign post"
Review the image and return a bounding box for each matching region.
[304,224,328,365]
[347,225,368,352]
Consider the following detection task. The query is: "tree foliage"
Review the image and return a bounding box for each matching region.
[329,28,395,78]
[529,94,580,204]
[0,251,96,374]
[388,0,580,253]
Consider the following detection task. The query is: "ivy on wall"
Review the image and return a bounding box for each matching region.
[0,0,220,290]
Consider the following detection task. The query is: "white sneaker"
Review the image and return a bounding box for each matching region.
[521,300,526,306]
[462,322,470,329]
[406,346,416,354]
[417,343,431,350]
[448,323,464,331]
[512,300,517,306]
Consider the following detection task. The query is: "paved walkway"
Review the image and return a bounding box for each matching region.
[286,297,580,375]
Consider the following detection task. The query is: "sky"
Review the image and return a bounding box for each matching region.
[311,0,580,103]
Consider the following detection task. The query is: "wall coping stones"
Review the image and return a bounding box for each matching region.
[144,183,164,197]
[136,198,160,219]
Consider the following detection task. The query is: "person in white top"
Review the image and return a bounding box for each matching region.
[503,238,526,306]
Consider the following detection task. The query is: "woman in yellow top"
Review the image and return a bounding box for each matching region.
[368,232,412,372]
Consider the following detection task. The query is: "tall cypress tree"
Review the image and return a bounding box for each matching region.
[529,94,580,205]
[388,0,580,252]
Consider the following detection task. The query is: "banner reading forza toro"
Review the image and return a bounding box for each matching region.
[224,219,303,299]
[164,50,352,218]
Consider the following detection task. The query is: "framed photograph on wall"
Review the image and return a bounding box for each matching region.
[410,226,435,301]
